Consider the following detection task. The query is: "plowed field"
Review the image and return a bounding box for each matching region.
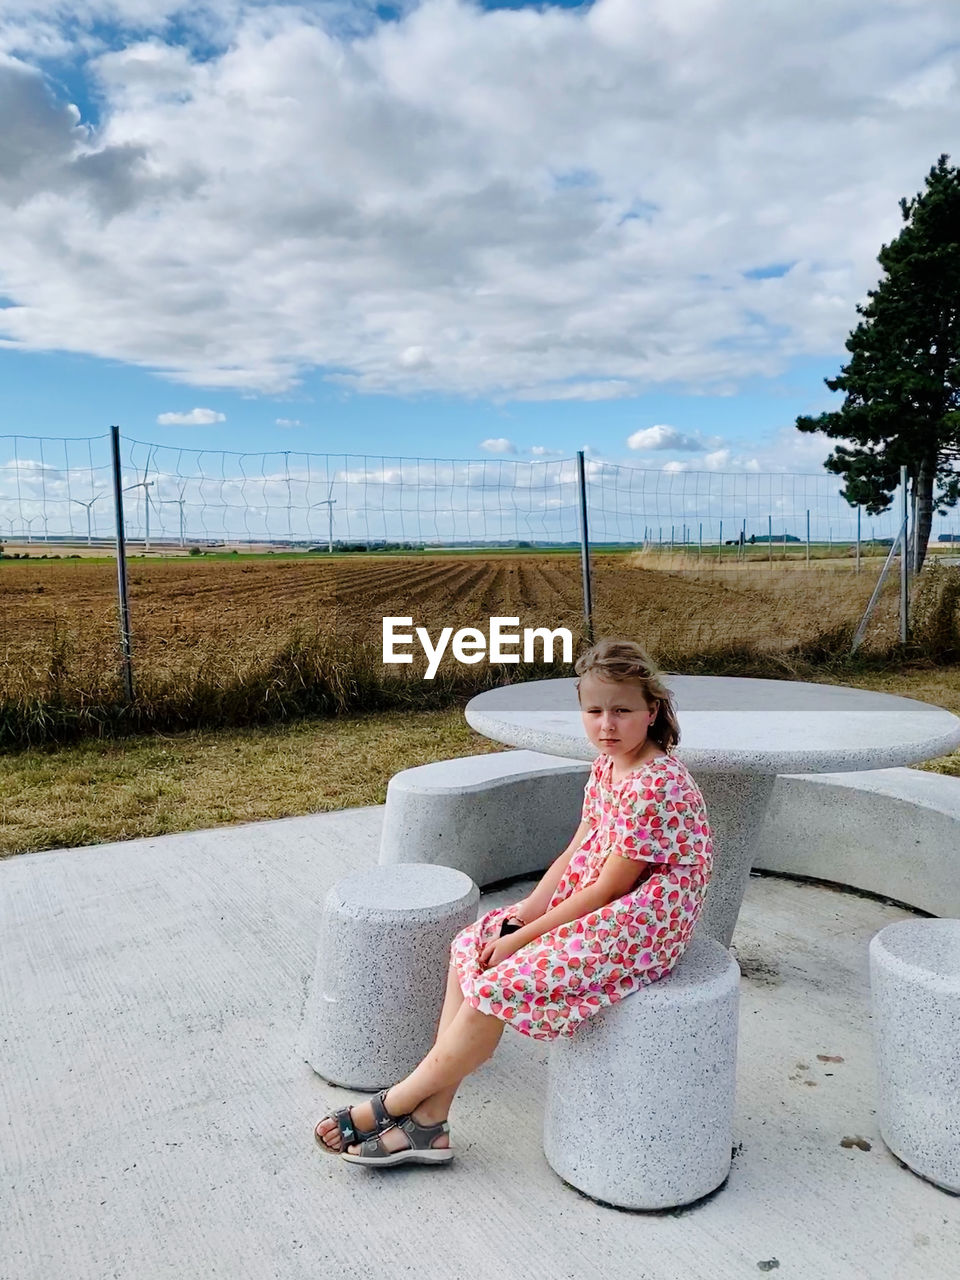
[2,551,899,693]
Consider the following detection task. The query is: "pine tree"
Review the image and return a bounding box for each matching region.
[795,154,960,570]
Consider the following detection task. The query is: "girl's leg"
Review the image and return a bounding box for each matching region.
[416,962,467,1124]
[378,1000,505,1119]
[436,960,466,1037]
[341,1001,506,1155]
[316,961,470,1151]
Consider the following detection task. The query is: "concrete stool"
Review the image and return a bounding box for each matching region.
[543,936,739,1210]
[379,750,590,886]
[869,918,960,1194]
[304,863,479,1090]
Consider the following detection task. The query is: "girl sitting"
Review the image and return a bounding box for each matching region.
[315,636,713,1165]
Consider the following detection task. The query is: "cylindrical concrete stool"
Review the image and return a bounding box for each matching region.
[304,863,479,1090]
[543,935,739,1210]
[869,917,960,1194]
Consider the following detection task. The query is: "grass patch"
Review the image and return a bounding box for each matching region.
[0,705,505,858]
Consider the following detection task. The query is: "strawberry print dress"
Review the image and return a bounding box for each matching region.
[450,752,713,1042]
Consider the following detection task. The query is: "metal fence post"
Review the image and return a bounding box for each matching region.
[856,507,861,575]
[900,465,909,643]
[912,485,920,575]
[110,425,134,701]
[576,450,593,644]
[806,509,810,565]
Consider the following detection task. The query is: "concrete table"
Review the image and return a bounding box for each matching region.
[465,676,960,947]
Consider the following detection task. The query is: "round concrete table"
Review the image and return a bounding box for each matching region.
[465,676,960,947]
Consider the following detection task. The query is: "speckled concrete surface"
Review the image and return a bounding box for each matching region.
[690,770,776,947]
[869,919,960,1194]
[2,806,960,1280]
[755,768,960,917]
[544,935,739,1209]
[379,750,589,883]
[305,864,478,1089]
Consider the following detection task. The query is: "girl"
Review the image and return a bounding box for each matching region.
[314,637,713,1166]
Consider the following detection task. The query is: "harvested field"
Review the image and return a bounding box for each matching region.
[1,550,952,746]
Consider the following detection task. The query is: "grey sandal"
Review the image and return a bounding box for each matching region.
[314,1088,407,1154]
[340,1112,453,1166]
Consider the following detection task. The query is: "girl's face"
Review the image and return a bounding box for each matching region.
[578,672,659,759]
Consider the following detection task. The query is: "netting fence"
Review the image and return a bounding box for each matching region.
[2,430,955,551]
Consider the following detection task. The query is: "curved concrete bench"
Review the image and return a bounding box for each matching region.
[543,935,740,1210]
[754,768,960,917]
[378,751,960,917]
[869,918,960,1193]
[378,750,590,885]
[303,863,479,1089]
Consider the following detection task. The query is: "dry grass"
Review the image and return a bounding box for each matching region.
[627,549,884,572]
[0,706,505,858]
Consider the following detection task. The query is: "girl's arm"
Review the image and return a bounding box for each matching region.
[512,817,593,922]
[501,851,654,955]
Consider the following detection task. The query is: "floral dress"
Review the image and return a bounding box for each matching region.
[450,752,713,1041]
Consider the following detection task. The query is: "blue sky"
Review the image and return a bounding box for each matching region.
[1,0,958,489]
[0,343,836,464]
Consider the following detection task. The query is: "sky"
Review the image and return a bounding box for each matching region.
[1,0,959,542]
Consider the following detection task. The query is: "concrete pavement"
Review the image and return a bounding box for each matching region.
[2,806,958,1280]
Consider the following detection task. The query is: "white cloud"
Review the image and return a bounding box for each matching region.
[480,437,517,454]
[156,407,226,424]
[628,424,711,452]
[651,426,839,474]
[509,380,634,402]
[275,417,302,426]
[702,448,731,469]
[0,1,958,398]
[397,345,431,369]
[529,444,564,457]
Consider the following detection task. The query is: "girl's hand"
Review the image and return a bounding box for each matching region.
[479,936,520,969]
[510,896,537,925]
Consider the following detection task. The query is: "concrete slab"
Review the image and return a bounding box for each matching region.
[2,807,959,1280]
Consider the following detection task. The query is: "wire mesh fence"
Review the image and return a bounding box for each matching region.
[3,431,959,745]
[3,430,955,551]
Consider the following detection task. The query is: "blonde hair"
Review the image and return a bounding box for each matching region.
[574,637,680,752]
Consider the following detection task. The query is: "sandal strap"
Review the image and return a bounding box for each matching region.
[334,1108,358,1147]
[357,1131,395,1158]
[370,1089,408,1130]
[398,1114,450,1146]
[354,1116,449,1160]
